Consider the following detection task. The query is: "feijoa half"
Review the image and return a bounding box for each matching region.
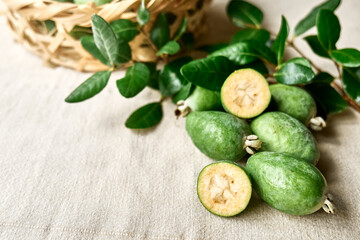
[221,69,271,118]
[197,161,252,217]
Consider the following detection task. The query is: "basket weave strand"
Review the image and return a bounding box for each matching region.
[4,0,211,72]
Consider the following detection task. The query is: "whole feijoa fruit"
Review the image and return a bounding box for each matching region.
[250,112,320,164]
[246,152,327,215]
[197,161,252,217]
[175,86,222,117]
[221,68,271,118]
[186,111,252,161]
[269,84,317,126]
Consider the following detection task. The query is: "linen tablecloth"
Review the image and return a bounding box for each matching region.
[0,0,359,239]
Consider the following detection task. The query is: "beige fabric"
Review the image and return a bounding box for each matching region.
[0,0,360,239]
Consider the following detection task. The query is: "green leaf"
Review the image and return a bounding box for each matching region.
[231,28,270,45]
[311,72,334,84]
[342,68,360,103]
[65,71,111,103]
[91,15,119,66]
[172,83,193,104]
[80,36,110,66]
[110,19,139,42]
[180,56,237,91]
[174,17,188,40]
[180,33,195,50]
[294,0,341,36]
[241,60,268,75]
[330,48,360,67]
[115,40,132,63]
[304,35,330,58]
[146,63,160,90]
[159,57,192,97]
[274,62,315,85]
[156,41,180,56]
[116,63,150,98]
[151,13,170,49]
[251,41,277,65]
[210,42,257,65]
[305,82,347,114]
[316,9,340,51]
[137,0,150,26]
[125,102,163,129]
[198,43,228,53]
[69,26,92,40]
[227,0,263,28]
[271,16,289,65]
[282,57,311,68]
[45,20,56,33]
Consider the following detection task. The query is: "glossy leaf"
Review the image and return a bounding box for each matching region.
[151,13,170,49]
[180,56,237,91]
[180,33,195,50]
[274,62,315,85]
[294,0,341,36]
[65,71,111,103]
[231,28,270,45]
[69,26,92,40]
[304,35,330,58]
[159,57,192,97]
[282,57,311,68]
[125,102,163,129]
[311,72,334,84]
[116,40,132,63]
[316,9,340,51]
[330,49,360,67]
[251,41,277,65]
[137,0,150,26]
[80,36,110,66]
[110,19,139,42]
[172,83,193,104]
[342,68,360,103]
[198,43,228,53]
[174,17,188,40]
[91,15,118,66]
[305,82,347,114]
[146,63,160,90]
[210,42,257,65]
[241,60,269,75]
[156,41,180,56]
[116,63,150,98]
[227,0,263,28]
[271,16,289,65]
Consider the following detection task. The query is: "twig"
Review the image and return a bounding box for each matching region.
[287,40,322,74]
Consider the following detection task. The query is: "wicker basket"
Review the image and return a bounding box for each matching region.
[4,0,211,72]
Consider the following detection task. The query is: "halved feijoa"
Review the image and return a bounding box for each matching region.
[221,69,271,118]
[197,161,252,217]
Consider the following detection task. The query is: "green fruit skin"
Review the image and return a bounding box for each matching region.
[187,87,222,112]
[246,152,327,215]
[197,161,252,217]
[269,84,317,125]
[250,112,320,164]
[186,111,251,161]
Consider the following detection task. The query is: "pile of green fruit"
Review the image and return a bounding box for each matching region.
[186,69,333,216]
[58,0,360,216]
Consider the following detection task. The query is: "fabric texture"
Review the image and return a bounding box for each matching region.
[0,0,359,239]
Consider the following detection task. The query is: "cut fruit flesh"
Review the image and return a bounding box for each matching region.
[197,161,252,217]
[221,69,271,118]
